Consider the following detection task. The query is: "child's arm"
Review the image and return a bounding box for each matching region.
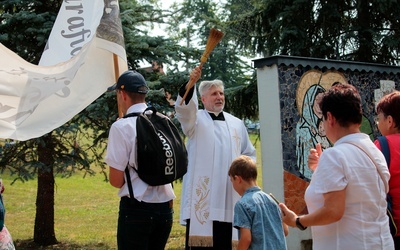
[237,227,251,250]
[282,221,289,236]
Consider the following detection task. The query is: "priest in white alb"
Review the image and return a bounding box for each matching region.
[175,66,256,249]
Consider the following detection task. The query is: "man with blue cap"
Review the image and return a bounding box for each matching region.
[105,70,175,250]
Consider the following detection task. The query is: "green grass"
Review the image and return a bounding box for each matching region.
[5,172,119,249]
[3,134,260,249]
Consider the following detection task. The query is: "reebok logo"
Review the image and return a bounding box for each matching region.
[157,131,174,175]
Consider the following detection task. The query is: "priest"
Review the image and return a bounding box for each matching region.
[175,66,257,249]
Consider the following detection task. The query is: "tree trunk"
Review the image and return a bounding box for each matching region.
[34,135,58,246]
[356,0,373,62]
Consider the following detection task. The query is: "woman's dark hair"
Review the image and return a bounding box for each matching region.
[319,82,362,127]
[376,91,400,129]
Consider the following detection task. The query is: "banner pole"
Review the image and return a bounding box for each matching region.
[113,53,123,118]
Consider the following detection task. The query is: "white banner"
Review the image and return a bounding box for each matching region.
[0,0,127,141]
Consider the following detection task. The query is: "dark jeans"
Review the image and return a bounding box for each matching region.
[185,219,233,250]
[117,197,173,250]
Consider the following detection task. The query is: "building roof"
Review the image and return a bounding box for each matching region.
[252,55,400,74]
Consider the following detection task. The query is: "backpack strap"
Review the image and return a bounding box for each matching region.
[123,112,141,118]
[125,166,134,199]
[378,136,391,168]
[123,107,156,119]
[377,136,398,235]
[122,112,141,199]
[344,141,389,194]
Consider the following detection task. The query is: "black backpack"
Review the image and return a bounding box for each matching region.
[123,106,188,186]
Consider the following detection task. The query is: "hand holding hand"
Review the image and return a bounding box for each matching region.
[308,143,322,171]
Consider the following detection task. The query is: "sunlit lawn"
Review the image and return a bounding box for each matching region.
[3,133,260,249]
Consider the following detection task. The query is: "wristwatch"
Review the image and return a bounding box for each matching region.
[296,217,307,231]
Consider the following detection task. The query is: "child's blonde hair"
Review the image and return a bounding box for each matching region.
[228,155,257,181]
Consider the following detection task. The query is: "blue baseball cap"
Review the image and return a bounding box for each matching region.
[107,70,149,94]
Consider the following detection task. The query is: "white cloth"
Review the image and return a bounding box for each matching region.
[104,103,175,203]
[305,133,394,250]
[175,88,256,245]
[0,0,127,141]
[0,225,14,250]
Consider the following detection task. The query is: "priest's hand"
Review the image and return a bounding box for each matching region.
[186,66,202,89]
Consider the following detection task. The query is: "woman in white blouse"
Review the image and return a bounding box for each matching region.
[280,82,394,250]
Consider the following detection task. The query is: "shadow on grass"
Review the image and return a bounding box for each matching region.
[14,239,114,250]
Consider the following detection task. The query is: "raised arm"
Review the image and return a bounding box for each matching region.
[175,66,203,137]
[179,65,202,105]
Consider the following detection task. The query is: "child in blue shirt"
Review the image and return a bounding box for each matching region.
[229,155,288,250]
